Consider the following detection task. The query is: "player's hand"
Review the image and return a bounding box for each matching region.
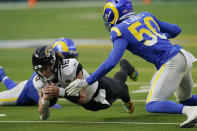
[65,79,88,96]
[42,84,59,99]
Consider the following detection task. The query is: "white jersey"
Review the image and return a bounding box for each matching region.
[33,58,98,103]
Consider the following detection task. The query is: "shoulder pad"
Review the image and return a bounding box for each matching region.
[110,27,122,41]
[32,75,46,92]
[61,58,79,81]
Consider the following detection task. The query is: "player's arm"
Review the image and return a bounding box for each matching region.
[65,37,128,96]
[38,92,50,120]
[85,37,128,85]
[74,70,87,104]
[157,20,181,39]
[150,13,181,39]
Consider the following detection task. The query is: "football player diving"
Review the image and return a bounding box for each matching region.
[0,38,76,108]
[32,44,138,120]
[65,0,197,128]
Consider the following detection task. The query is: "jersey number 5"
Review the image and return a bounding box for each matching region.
[128,16,167,46]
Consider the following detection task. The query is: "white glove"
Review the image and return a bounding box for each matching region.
[65,79,89,96]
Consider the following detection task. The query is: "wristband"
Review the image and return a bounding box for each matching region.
[41,98,50,105]
[59,88,66,97]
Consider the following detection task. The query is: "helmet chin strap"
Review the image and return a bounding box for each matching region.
[46,74,55,83]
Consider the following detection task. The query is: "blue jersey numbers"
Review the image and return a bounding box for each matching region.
[128,16,167,46]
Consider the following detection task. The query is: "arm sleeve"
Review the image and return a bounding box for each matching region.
[157,20,181,39]
[85,38,128,85]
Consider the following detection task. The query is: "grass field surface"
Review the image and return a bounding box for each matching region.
[0,1,197,131]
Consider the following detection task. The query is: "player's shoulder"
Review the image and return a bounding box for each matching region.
[32,75,46,92]
[110,26,122,41]
[139,11,158,21]
[62,58,78,66]
[61,58,79,77]
[140,11,153,16]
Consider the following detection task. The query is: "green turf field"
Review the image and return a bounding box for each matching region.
[0,1,197,131]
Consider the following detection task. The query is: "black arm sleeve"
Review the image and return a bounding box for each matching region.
[64,94,80,104]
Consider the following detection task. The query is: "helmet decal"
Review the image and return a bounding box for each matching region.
[52,38,78,58]
[52,41,69,53]
[103,2,119,25]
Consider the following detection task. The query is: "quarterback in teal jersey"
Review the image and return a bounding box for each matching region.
[65,0,197,128]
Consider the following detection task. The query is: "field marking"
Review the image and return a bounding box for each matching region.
[0,120,180,125]
[0,114,6,117]
[0,39,111,48]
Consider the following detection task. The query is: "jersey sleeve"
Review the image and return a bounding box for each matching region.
[110,27,122,42]
[85,38,128,85]
[61,58,79,82]
[157,20,181,39]
[32,75,46,92]
[150,13,181,39]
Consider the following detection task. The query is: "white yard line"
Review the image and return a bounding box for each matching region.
[0,114,7,117]
[0,38,111,48]
[0,120,180,125]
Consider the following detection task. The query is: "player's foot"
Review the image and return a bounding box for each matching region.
[129,71,138,81]
[122,100,134,113]
[0,66,6,82]
[180,106,197,128]
[120,59,138,81]
[51,104,62,109]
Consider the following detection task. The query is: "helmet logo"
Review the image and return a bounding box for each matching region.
[52,41,69,53]
[103,2,119,25]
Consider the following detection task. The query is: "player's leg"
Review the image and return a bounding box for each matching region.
[146,52,187,114]
[0,66,17,90]
[107,79,134,112]
[114,59,138,83]
[113,59,136,113]
[174,67,197,128]
[175,71,197,106]
[146,52,197,128]
[0,81,26,105]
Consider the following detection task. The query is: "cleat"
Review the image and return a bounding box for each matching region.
[180,119,197,128]
[129,71,138,81]
[120,59,138,81]
[0,66,6,82]
[50,104,62,109]
[180,106,197,128]
[122,100,134,113]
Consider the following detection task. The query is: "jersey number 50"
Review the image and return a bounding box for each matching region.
[128,16,167,46]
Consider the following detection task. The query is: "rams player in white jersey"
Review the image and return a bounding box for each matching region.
[32,45,138,120]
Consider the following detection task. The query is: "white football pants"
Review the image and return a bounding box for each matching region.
[0,80,27,105]
[146,49,197,103]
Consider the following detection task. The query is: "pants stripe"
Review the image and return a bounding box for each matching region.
[146,64,166,103]
[0,97,18,102]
